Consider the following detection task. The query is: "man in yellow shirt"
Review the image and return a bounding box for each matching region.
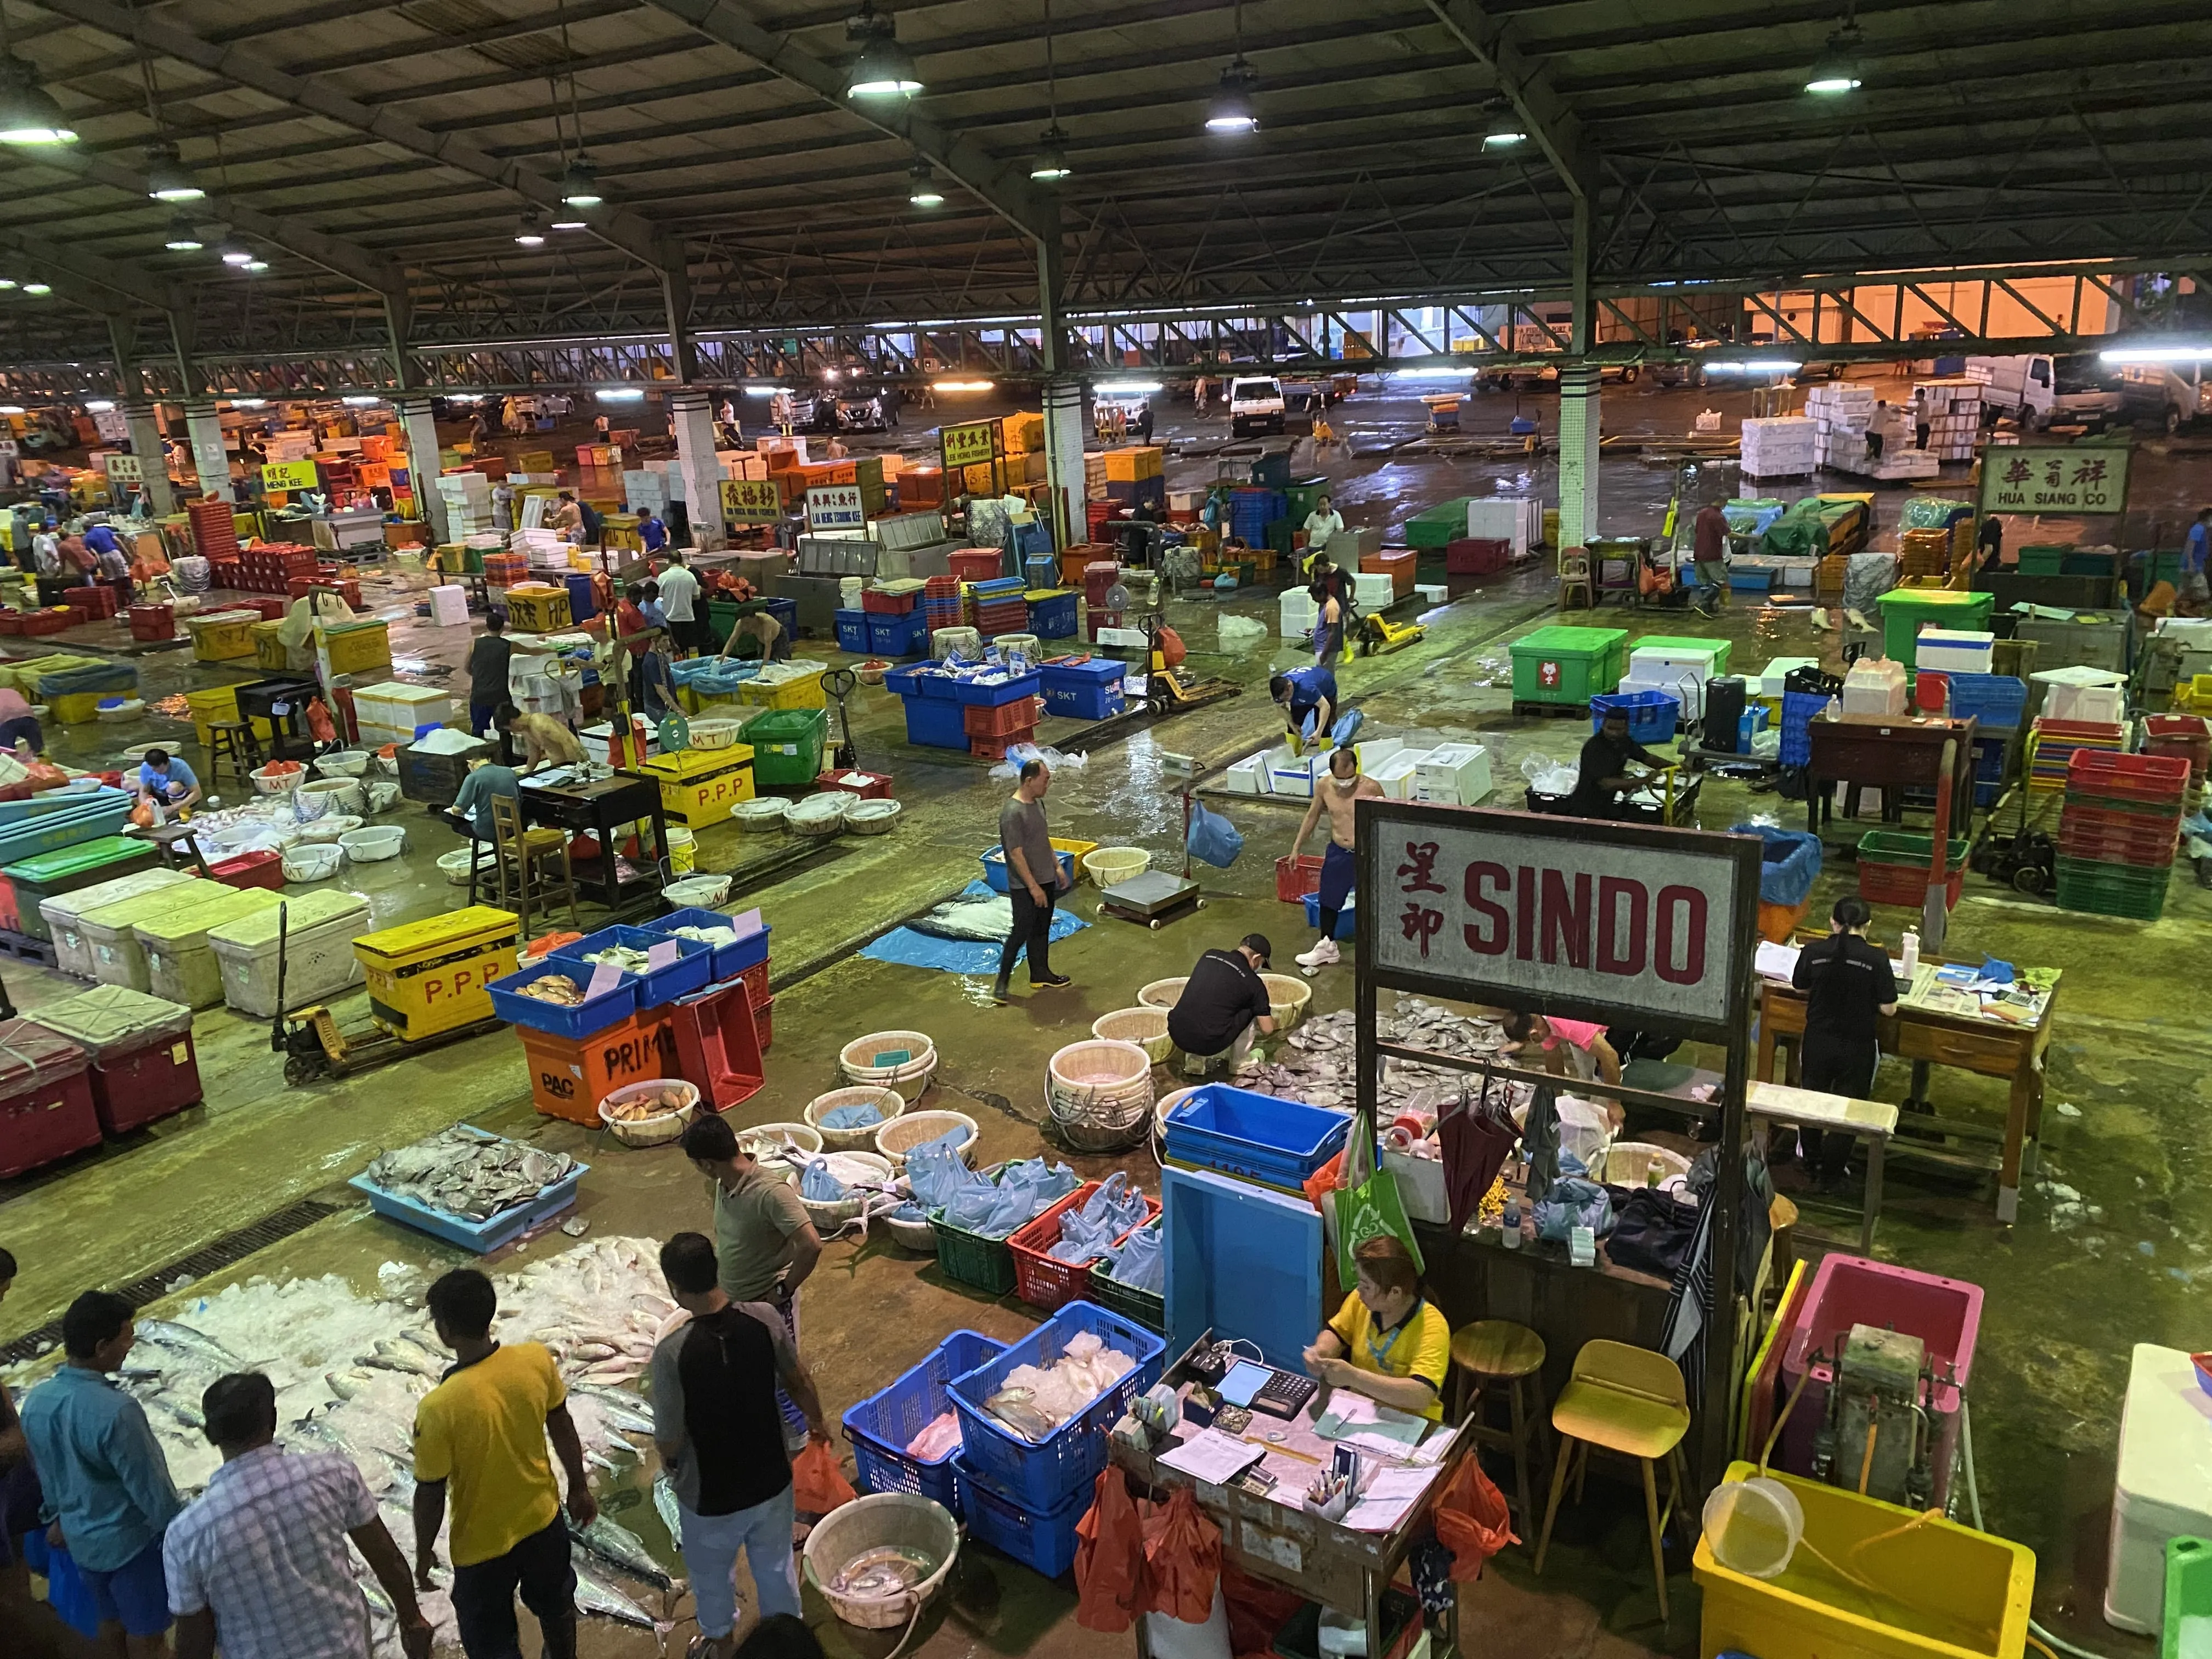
[411,1268,597,1659]
[1302,1235,1452,1423]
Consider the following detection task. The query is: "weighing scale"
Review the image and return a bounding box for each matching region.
[1097,868,1205,930]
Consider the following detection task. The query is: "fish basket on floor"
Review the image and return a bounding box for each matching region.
[731,797,791,832]
[437,847,482,884]
[96,698,144,723]
[313,750,371,777]
[687,718,745,749]
[251,762,306,796]
[597,1078,700,1147]
[884,1210,939,1252]
[661,872,732,907]
[736,1122,822,1180]
[789,792,853,837]
[339,826,405,862]
[1046,1039,1156,1153]
[1259,973,1313,1030]
[805,1085,907,1152]
[846,799,902,836]
[802,1492,960,1632]
[1092,1006,1172,1063]
[297,814,362,843]
[1136,977,1187,1009]
[802,1150,898,1228]
[1082,846,1150,887]
[841,1030,938,1102]
[283,843,344,882]
[874,1108,979,1168]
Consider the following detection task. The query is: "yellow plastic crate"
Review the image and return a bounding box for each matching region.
[252,619,289,670]
[504,586,572,634]
[323,620,392,675]
[186,612,259,662]
[642,744,756,826]
[735,667,827,710]
[353,905,519,1041]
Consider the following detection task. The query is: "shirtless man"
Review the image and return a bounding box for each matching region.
[1291,747,1384,972]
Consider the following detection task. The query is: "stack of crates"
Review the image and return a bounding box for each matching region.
[1944,672,2028,805]
[233,545,319,595]
[968,576,1028,639]
[921,574,964,638]
[1226,487,1285,548]
[482,551,529,589]
[2056,750,2190,921]
[2142,714,2211,815]
[187,498,240,561]
[1102,446,1164,511]
[1027,589,1077,639]
[2028,716,2126,791]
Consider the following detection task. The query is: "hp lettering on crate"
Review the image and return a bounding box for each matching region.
[1364,805,1752,1028]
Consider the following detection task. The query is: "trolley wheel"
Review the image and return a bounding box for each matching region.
[1194,898,1207,910]
[2011,864,2050,896]
[1149,919,1162,930]
[284,1053,325,1086]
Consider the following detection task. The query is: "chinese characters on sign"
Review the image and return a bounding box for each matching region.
[720,478,781,524]
[804,483,866,532]
[1978,445,2130,516]
[940,421,997,470]
[102,452,143,486]
[261,459,319,492]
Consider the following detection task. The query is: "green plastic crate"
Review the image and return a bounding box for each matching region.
[1856,830,1970,868]
[1284,477,1330,525]
[1086,1257,1165,1333]
[1403,497,1476,549]
[2016,544,2070,576]
[2164,1537,2211,1659]
[738,707,827,786]
[1874,589,1996,673]
[929,1209,1017,1295]
[1509,624,1629,704]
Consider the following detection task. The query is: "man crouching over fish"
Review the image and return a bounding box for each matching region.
[411,1268,597,1659]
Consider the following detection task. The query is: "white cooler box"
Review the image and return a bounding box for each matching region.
[354,681,457,734]
[78,879,230,992]
[1915,629,1995,674]
[1223,752,1272,795]
[1368,749,1429,798]
[40,868,198,979]
[1621,669,1704,721]
[1279,590,1317,639]
[139,889,285,1010]
[209,890,373,1017]
[1352,571,1396,610]
[1415,743,1491,805]
[2104,1344,2212,1634]
[1268,749,1316,798]
[1629,642,1727,684]
[2035,665,2129,725]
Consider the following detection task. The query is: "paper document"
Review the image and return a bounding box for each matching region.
[1754,941,1801,981]
[1343,1496,1414,1532]
[1156,1429,1266,1485]
[1362,1466,1441,1503]
[1315,1401,1427,1453]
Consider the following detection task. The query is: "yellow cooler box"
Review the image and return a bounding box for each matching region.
[323,620,392,675]
[185,610,261,663]
[644,744,756,827]
[354,906,520,1040]
[137,888,287,1009]
[504,585,572,633]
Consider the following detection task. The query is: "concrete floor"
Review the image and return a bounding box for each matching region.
[3,386,2205,1658]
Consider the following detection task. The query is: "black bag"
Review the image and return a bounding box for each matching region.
[578,500,604,539]
[1605,1187,1702,1279]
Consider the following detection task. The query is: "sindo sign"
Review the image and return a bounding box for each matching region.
[1361,802,1756,1032]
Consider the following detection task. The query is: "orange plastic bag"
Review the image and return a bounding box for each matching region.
[129,798,155,829]
[1301,1147,1346,1214]
[1073,1468,1150,1633]
[305,697,336,744]
[1433,1455,1516,1581]
[790,1440,856,1520]
[1141,1486,1221,1624]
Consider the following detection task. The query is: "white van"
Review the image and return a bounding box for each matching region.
[1228,375,1285,438]
[1964,355,2056,425]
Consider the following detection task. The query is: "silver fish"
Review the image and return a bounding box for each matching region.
[135,1319,245,1368]
[286,1416,353,1453]
[137,1390,205,1430]
[367,1341,442,1378]
[652,1475,680,1542]
[571,1562,659,1627]
[575,1512,679,1590]
[325,1369,377,1401]
[572,1385,655,1436]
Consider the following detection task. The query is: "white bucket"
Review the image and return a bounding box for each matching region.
[300,776,365,816]
[281,843,343,882]
[667,825,696,874]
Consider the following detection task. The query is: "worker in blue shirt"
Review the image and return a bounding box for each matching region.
[1269,664,1338,745]
[80,520,123,561]
[134,749,201,814]
[2183,507,2211,612]
[444,755,521,843]
[20,1291,184,1653]
[637,510,668,554]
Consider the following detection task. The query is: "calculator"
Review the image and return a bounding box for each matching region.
[1248,1368,1318,1420]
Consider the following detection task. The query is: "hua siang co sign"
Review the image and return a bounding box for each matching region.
[1357,801,1759,1037]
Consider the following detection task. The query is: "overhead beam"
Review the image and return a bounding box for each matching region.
[26,0,672,271]
[0,225,183,314]
[641,0,1052,246]
[1423,0,1595,202]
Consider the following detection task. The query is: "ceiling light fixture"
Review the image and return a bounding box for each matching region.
[596,387,645,403]
[229,398,266,408]
[1205,0,1259,133]
[515,210,546,246]
[550,216,588,230]
[1482,104,1527,148]
[933,379,993,392]
[908,162,943,207]
[164,214,202,251]
[241,260,267,272]
[845,2,921,98]
[143,139,202,201]
[84,398,114,411]
[560,156,601,206]
[1705,358,1804,374]
[0,404,22,415]
[221,247,253,266]
[1030,0,1071,180]
[342,396,381,407]
[1805,9,1864,94]
[0,279,16,290]
[21,281,48,294]
[1095,381,1164,393]
[743,385,779,396]
[2101,344,2212,364]
[0,47,74,146]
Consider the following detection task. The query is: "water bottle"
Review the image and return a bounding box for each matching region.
[1900,927,1921,978]
[1500,1200,1521,1249]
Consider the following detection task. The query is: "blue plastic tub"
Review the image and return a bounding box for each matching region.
[1029,592,1079,638]
[834,609,870,653]
[1729,567,1775,594]
[350,1126,588,1252]
[958,1463,1085,1578]
[1040,658,1127,720]
[642,907,769,980]
[1946,672,2028,731]
[882,664,927,699]
[981,845,1075,893]
[487,959,637,1039]
[868,611,927,657]
[947,1301,1165,1509]
[947,670,1041,709]
[1301,891,1357,939]
[904,696,970,749]
[551,926,713,1007]
[843,1330,1007,1508]
[1589,689,1680,744]
[1163,1084,1353,1190]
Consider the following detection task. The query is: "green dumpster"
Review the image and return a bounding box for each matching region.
[1509,624,1629,706]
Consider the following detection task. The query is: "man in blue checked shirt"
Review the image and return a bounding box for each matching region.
[20,1292,184,1656]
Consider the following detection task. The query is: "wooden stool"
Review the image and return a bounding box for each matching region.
[204,720,262,787]
[489,795,580,938]
[1449,1320,1548,1535]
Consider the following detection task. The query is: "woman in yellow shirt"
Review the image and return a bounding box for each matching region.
[1302,1235,1453,1423]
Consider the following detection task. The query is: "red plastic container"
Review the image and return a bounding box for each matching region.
[1444,537,1510,575]
[752,997,773,1051]
[670,977,765,1112]
[969,730,1036,761]
[732,962,771,1047]
[814,769,893,800]
[86,1027,203,1135]
[2068,748,2190,803]
[948,550,1002,583]
[861,588,918,615]
[1275,853,1323,902]
[963,699,1041,739]
[209,849,285,890]
[129,603,176,641]
[1008,1181,1164,1313]
[0,1019,98,1176]
[72,583,120,621]
[20,609,72,635]
[1857,859,1963,910]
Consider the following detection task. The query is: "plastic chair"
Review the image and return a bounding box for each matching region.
[1532,1339,1692,1619]
[1558,548,1594,611]
[1449,1320,1548,1534]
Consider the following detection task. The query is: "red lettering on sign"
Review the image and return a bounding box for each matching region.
[1539,869,1589,968]
[1654,884,1707,984]
[1463,862,1509,953]
[1596,876,1647,975]
[1514,866,1536,962]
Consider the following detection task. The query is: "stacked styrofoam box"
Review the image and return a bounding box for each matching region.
[622,467,672,514]
[428,585,471,627]
[1415,744,1492,806]
[1368,749,1430,798]
[1806,383,1876,471]
[1467,497,1539,557]
[1224,752,1271,794]
[1915,380,1983,462]
[355,681,456,747]
[1280,589,1318,639]
[1916,629,1995,674]
[1841,657,1908,715]
[1268,749,1317,798]
[2035,665,2129,724]
[509,527,570,570]
[1740,416,1817,479]
[436,471,496,535]
[1352,571,1396,610]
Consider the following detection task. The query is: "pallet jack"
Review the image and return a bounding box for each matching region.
[271,901,504,1086]
[1357,612,1426,656]
[1138,615,1239,716]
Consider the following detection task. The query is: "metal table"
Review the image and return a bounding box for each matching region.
[516,770,668,912]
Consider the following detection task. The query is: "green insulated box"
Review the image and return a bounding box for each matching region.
[3,836,161,941]
[1404,498,1477,549]
[1875,589,1995,673]
[1510,625,1629,705]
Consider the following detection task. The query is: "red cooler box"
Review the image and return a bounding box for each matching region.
[32,984,202,1135]
[0,1018,98,1176]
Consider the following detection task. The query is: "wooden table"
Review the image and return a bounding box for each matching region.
[1805,713,1977,834]
[1756,961,2058,1223]
[516,770,668,912]
[1114,1343,1467,1659]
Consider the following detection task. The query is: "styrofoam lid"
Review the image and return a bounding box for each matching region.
[2032,665,2129,687]
[1917,629,1995,646]
[33,985,191,1057]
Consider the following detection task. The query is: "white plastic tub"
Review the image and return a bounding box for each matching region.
[300,776,366,816]
[338,825,405,862]
[207,891,371,1017]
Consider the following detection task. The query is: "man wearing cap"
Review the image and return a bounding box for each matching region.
[1166,933,1278,1075]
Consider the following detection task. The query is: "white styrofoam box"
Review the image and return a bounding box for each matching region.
[1774,564,1815,589]
[1414,743,1492,806]
[1758,656,1820,696]
[2034,665,2128,724]
[1842,658,1907,715]
[1223,754,1269,795]
[1630,642,1726,681]
[208,892,370,1019]
[1368,750,1429,798]
[1621,670,1702,721]
[428,585,470,627]
[1279,590,1318,638]
[1268,752,1317,798]
[1414,584,1447,605]
[1467,496,1537,556]
[2104,1345,2212,1634]
[357,720,420,751]
[2153,616,2212,642]
[1352,571,1396,610]
[1096,627,1149,651]
[354,682,455,731]
[1740,416,1817,479]
[1354,737,1404,769]
[1914,629,1994,673]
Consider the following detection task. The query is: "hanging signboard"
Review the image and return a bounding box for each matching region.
[720,478,781,524]
[804,483,866,532]
[940,421,997,470]
[1357,801,1758,1036]
[102,452,143,486]
[261,459,319,492]
[1978,445,2130,515]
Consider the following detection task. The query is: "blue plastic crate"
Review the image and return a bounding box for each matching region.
[1163,1084,1353,1190]
[1589,689,1680,744]
[552,926,714,1007]
[883,664,927,699]
[957,1462,1085,1578]
[350,1126,588,1252]
[834,609,870,653]
[1729,567,1775,592]
[1040,659,1128,720]
[947,670,1041,708]
[867,611,927,657]
[981,845,1075,893]
[761,596,797,642]
[1302,890,1357,939]
[947,1301,1166,1509]
[904,696,970,749]
[844,1330,1007,1508]
[1029,592,1078,638]
[1946,672,2027,731]
[487,959,637,1039]
[1779,690,1826,769]
[641,907,769,981]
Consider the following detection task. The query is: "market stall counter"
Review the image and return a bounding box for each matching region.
[1805,713,1978,836]
[516,768,669,913]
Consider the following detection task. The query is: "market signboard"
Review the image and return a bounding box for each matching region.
[720,478,781,523]
[102,452,143,485]
[804,483,866,531]
[1978,445,2129,515]
[940,420,996,469]
[262,459,319,492]
[1357,802,1758,1036]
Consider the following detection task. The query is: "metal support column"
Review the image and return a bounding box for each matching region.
[397,397,449,544]
[122,403,175,516]
[184,403,228,500]
[1558,365,1601,551]
[669,389,725,551]
[1035,197,1084,551]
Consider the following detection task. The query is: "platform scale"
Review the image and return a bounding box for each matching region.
[1094,763,1210,929]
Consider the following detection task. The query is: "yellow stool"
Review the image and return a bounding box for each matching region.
[1448,1321,1547,1536]
[1533,1339,1692,1620]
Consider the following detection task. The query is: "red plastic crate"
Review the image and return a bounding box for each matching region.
[0,1056,100,1177]
[733,961,770,1046]
[670,977,765,1113]
[861,588,918,614]
[948,550,1002,583]
[969,729,1037,761]
[2067,748,2190,804]
[1007,1182,1164,1313]
[754,996,772,1051]
[923,574,962,598]
[72,584,119,620]
[209,849,286,890]
[814,769,892,799]
[963,699,1040,739]
[20,609,72,635]
[128,603,174,641]
[1276,853,1323,901]
[1858,860,1963,910]
[1445,537,1511,575]
[0,611,26,636]
[88,1029,202,1135]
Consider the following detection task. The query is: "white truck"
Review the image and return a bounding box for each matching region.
[1966,353,2128,429]
[2118,362,2212,433]
[1228,375,1286,438]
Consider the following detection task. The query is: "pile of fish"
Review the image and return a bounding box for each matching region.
[1235,997,1520,1116]
[15,1238,688,1655]
[363,1128,574,1222]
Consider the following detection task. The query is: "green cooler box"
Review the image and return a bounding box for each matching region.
[3,836,161,941]
[1510,625,1629,706]
[1874,589,1995,673]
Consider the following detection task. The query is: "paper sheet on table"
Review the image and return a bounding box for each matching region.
[1409,1422,1460,1465]
[1343,1495,1414,1532]
[1361,1466,1442,1504]
[1314,1401,1427,1453]
[1755,941,1800,981]
[1156,1428,1266,1485]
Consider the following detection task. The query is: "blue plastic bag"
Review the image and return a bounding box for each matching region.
[819,1101,885,1130]
[907,1128,979,1211]
[1329,707,1365,748]
[1533,1176,1613,1242]
[1105,1221,1165,1293]
[1187,802,1244,868]
[1729,821,1823,909]
[800,1158,849,1203]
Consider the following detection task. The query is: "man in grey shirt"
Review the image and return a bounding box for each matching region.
[993,758,1072,1003]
